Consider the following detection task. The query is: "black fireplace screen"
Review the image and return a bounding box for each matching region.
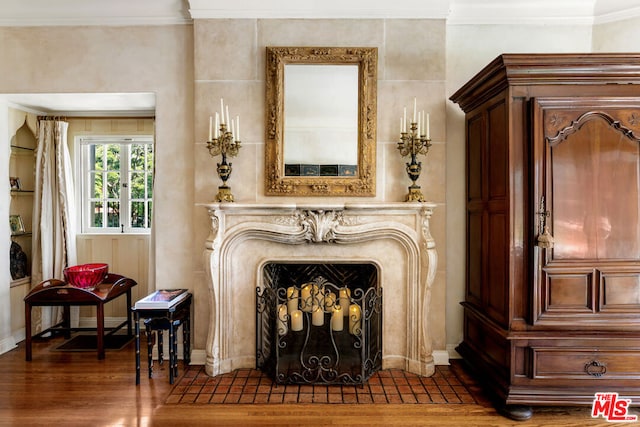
[257,262,382,385]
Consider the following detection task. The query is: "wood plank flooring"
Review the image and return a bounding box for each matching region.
[0,335,633,426]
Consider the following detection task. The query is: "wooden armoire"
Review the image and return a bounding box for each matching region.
[450,54,640,420]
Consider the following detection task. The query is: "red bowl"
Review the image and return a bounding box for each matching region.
[63,263,108,289]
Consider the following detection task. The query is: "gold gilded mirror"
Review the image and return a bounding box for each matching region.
[265,46,377,196]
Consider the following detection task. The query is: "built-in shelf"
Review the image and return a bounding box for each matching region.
[10,276,30,288]
[11,232,32,238]
[8,118,36,312]
[10,144,35,152]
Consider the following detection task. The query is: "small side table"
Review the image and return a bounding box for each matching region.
[131,293,192,385]
[25,274,137,361]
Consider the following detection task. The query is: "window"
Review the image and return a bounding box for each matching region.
[78,136,154,234]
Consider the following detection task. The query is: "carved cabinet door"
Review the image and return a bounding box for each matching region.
[532,98,640,326]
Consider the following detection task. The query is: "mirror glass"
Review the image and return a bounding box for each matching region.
[284,64,358,173]
[265,46,377,197]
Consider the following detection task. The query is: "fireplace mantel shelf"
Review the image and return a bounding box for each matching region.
[199,201,436,212]
[201,201,438,379]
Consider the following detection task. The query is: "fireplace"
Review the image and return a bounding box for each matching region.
[202,203,437,378]
[257,262,382,384]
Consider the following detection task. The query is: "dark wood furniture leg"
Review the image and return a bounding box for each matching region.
[157,330,163,364]
[172,323,179,378]
[126,289,133,336]
[146,324,153,378]
[25,303,32,361]
[96,302,105,360]
[183,314,191,366]
[134,311,141,385]
[169,320,175,385]
[62,305,71,339]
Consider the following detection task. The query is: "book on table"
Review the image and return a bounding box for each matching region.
[134,289,189,309]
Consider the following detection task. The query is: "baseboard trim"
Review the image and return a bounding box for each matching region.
[12,330,25,346]
[447,344,462,359]
[0,336,17,355]
[189,349,207,365]
[433,350,450,365]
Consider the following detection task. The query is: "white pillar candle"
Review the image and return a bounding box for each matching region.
[291,309,303,332]
[278,304,288,336]
[417,111,421,136]
[331,305,343,331]
[413,97,417,122]
[426,113,430,139]
[301,284,313,312]
[324,291,336,310]
[215,112,220,138]
[403,107,407,132]
[339,288,351,317]
[312,306,324,327]
[348,304,362,335]
[208,116,213,141]
[287,286,299,314]
[231,119,235,139]
[226,106,230,130]
[220,98,225,124]
[236,115,240,140]
[421,110,425,136]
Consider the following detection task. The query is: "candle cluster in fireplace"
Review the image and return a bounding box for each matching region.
[277,282,362,336]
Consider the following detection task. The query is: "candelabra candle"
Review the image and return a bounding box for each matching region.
[397,117,431,202]
[287,286,299,314]
[206,108,242,202]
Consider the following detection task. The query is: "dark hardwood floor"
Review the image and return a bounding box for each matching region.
[0,335,633,426]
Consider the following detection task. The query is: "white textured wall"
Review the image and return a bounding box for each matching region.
[593,17,640,51]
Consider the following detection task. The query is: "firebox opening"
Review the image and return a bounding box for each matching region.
[257,262,382,385]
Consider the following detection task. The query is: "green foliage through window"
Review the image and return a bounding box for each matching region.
[81,137,153,233]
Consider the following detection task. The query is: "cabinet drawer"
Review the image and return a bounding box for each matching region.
[532,348,640,380]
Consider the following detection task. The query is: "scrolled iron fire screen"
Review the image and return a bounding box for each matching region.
[257,262,382,385]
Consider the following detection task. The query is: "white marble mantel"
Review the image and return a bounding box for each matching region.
[201,202,437,378]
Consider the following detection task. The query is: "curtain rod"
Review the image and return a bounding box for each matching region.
[37,115,67,121]
[38,115,155,120]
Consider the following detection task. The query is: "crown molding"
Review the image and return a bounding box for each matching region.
[188,0,451,19]
[0,0,191,27]
[594,5,640,24]
[0,0,638,27]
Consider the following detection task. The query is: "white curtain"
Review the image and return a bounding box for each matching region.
[31,119,78,333]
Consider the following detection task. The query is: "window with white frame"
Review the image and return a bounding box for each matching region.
[78,136,154,234]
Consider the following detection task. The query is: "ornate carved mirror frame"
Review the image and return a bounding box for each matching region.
[265,46,377,196]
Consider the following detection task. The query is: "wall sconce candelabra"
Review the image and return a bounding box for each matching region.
[206,98,241,202]
[397,98,431,202]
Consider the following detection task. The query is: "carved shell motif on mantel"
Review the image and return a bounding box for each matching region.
[297,210,343,243]
[272,209,359,243]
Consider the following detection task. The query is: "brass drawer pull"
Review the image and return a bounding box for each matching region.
[585,360,607,377]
